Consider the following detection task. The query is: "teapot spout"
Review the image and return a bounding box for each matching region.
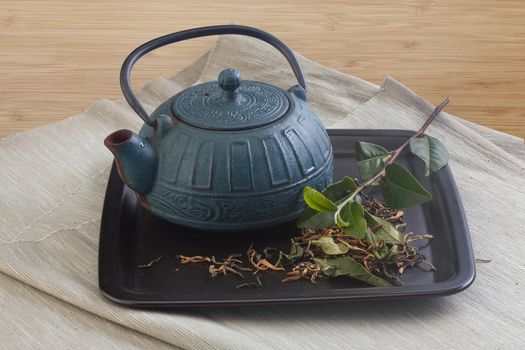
[104,129,157,194]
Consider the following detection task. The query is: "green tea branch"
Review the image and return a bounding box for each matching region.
[337,96,450,214]
[380,96,450,174]
[293,97,451,286]
[300,97,451,233]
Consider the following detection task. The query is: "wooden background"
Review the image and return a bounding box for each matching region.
[1,0,524,138]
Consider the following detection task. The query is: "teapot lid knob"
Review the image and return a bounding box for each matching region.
[218,68,241,92]
[172,65,289,130]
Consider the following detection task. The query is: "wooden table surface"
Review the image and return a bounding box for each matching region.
[1,0,524,139]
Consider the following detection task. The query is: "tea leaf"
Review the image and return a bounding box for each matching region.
[322,176,358,201]
[381,163,432,209]
[409,136,430,175]
[303,186,337,212]
[409,135,449,176]
[276,242,304,267]
[314,257,391,287]
[386,244,399,262]
[372,245,390,260]
[297,210,336,229]
[356,141,390,180]
[356,141,389,161]
[340,202,367,239]
[297,177,357,229]
[365,212,405,244]
[427,136,448,172]
[335,212,350,228]
[311,236,349,255]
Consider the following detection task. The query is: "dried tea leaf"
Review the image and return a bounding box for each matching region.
[137,255,162,268]
[256,259,284,271]
[276,242,304,267]
[314,257,391,287]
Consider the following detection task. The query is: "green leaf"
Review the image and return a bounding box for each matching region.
[372,245,390,260]
[385,244,399,262]
[365,229,376,246]
[335,210,350,228]
[341,202,367,239]
[297,210,336,229]
[314,257,391,287]
[356,142,390,180]
[365,212,405,244]
[297,177,357,229]
[322,176,358,200]
[276,242,304,267]
[303,186,337,212]
[356,141,389,161]
[427,136,449,172]
[409,135,449,176]
[409,136,431,176]
[372,244,399,261]
[380,163,432,209]
[311,236,349,255]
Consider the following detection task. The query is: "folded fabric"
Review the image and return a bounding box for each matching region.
[0,35,524,349]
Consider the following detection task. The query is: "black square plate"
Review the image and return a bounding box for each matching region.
[98,130,475,307]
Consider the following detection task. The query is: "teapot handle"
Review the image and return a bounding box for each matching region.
[120,24,307,127]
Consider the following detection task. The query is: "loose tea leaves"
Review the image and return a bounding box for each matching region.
[365,213,405,245]
[174,194,434,288]
[137,255,162,268]
[314,257,391,287]
[294,97,450,286]
[178,254,252,278]
[311,236,350,255]
[282,262,321,284]
[175,98,449,289]
[276,241,304,267]
[247,248,284,274]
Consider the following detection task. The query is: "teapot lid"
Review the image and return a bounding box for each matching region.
[171,68,290,130]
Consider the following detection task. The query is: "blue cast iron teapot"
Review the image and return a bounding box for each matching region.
[104,25,333,231]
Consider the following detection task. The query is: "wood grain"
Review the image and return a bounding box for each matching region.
[1,0,524,139]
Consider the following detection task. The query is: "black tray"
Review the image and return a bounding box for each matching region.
[98,130,475,307]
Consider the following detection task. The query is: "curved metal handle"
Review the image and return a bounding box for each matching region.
[120,24,307,127]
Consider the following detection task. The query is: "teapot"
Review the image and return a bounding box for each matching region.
[104,25,333,231]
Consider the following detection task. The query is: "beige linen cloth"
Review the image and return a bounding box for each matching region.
[1,36,524,349]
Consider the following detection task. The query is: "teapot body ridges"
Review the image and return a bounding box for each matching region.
[137,89,333,230]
